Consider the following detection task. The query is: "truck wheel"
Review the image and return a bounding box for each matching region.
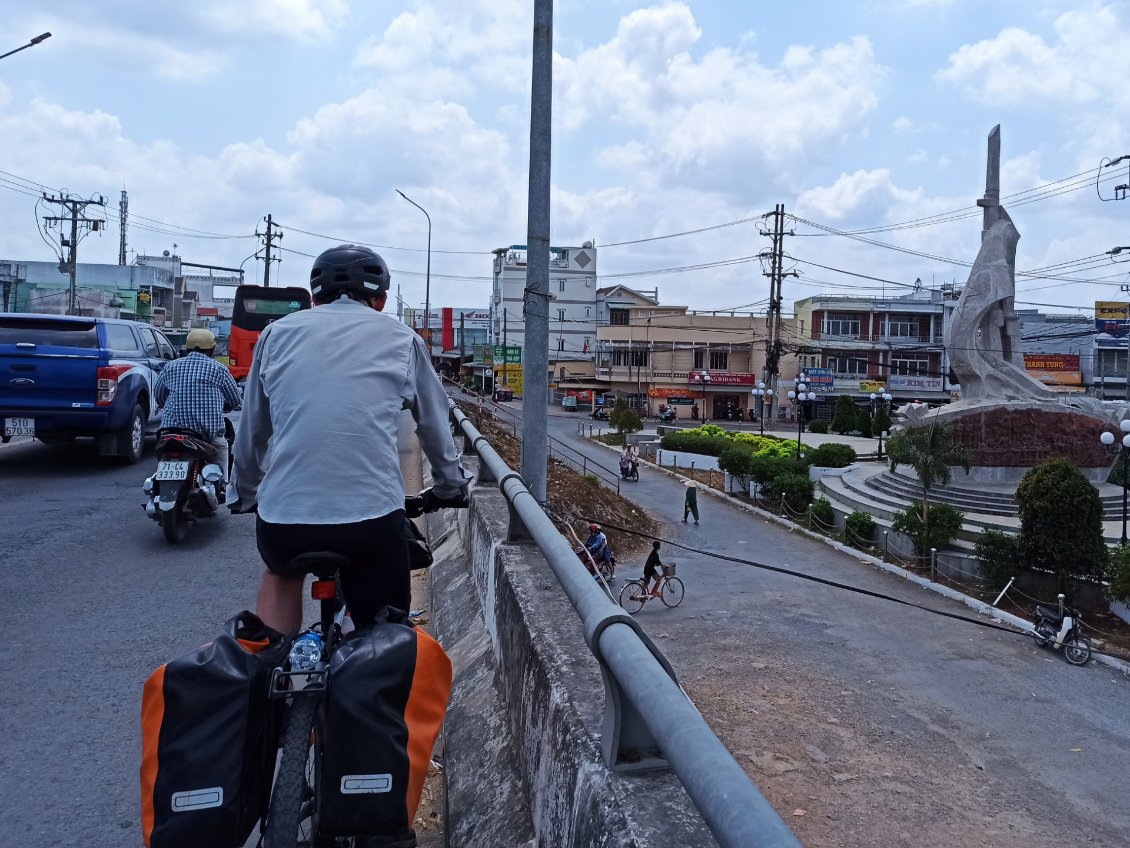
[119,404,145,464]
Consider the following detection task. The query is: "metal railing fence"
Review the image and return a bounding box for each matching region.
[449,401,801,848]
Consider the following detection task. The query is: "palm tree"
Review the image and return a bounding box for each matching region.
[884,421,972,557]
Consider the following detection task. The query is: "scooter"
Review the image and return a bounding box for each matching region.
[142,425,228,544]
[619,457,640,482]
[1031,595,1092,665]
[590,407,609,421]
[657,407,677,424]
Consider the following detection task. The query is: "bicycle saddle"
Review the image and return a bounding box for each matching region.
[287,551,354,578]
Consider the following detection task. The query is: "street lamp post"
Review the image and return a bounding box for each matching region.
[871,390,892,456]
[753,382,774,437]
[691,370,711,419]
[1100,420,1130,545]
[0,32,51,62]
[395,189,432,353]
[788,376,817,460]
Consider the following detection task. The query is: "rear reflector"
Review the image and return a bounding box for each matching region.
[311,580,337,600]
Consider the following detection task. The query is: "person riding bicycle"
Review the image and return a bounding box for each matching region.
[228,243,470,634]
[584,522,614,571]
[153,328,242,494]
[641,540,671,597]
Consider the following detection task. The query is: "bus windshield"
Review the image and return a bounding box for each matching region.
[232,287,311,332]
[228,285,312,379]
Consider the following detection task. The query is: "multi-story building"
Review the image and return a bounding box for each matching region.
[595,299,798,421]
[793,289,952,404]
[491,242,599,358]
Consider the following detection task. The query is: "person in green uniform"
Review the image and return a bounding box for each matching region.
[683,480,699,524]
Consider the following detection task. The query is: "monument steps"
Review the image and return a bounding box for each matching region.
[819,466,1126,549]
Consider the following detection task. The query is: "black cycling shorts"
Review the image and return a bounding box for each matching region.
[255,511,410,630]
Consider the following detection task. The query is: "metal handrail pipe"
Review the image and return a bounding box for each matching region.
[449,402,800,848]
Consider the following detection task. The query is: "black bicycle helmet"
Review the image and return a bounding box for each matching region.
[309,244,391,303]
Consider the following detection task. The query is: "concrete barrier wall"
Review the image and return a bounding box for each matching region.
[435,467,716,847]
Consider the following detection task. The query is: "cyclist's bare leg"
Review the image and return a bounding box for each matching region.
[256,569,305,633]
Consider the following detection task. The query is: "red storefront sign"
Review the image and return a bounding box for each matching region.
[685,372,757,386]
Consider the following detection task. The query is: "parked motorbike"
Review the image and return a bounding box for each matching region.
[1031,595,1092,665]
[590,407,609,421]
[619,457,640,481]
[142,425,228,544]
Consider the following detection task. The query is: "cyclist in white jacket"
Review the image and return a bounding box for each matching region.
[229,244,469,632]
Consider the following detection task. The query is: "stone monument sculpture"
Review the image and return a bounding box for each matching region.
[900,125,1122,483]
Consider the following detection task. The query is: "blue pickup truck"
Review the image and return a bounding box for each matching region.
[0,313,179,463]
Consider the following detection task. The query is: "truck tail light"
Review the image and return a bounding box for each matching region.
[96,364,133,406]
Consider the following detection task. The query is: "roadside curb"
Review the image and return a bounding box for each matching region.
[589,438,1130,677]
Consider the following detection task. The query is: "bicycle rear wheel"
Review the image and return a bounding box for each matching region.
[660,577,685,608]
[618,581,647,614]
[264,696,323,848]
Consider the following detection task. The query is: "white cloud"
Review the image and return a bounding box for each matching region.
[557,3,886,194]
[33,24,229,82]
[892,116,915,133]
[198,0,349,42]
[936,5,1130,109]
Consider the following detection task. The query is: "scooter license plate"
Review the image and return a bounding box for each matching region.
[155,461,190,481]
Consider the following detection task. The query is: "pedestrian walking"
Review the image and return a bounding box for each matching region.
[683,480,700,524]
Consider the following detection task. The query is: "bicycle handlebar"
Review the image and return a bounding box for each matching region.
[405,487,470,519]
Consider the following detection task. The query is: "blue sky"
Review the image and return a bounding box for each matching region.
[1,0,1129,317]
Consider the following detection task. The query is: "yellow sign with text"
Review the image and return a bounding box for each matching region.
[1096,301,1130,321]
[495,364,524,396]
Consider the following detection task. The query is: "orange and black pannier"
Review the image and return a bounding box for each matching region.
[319,608,452,840]
[140,611,287,848]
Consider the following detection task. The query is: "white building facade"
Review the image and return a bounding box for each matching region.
[490,243,599,358]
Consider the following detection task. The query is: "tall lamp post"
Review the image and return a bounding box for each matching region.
[691,370,711,419]
[753,382,774,437]
[788,377,816,460]
[0,32,51,61]
[870,390,892,457]
[395,189,432,353]
[1100,420,1130,545]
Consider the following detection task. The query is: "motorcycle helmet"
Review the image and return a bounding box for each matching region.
[309,244,391,303]
[185,328,216,351]
[588,523,601,533]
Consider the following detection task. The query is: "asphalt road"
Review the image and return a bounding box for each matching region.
[483,399,1130,846]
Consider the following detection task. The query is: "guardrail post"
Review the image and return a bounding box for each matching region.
[584,613,677,773]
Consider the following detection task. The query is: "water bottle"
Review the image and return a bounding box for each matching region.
[288,631,323,670]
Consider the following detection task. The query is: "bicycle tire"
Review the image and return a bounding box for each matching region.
[660,577,685,608]
[618,581,646,614]
[264,696,321,848]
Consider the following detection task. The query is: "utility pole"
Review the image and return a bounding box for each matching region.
[521,0,553,504]
[118,190,128,265]
[41,192,106,315]
[257,214,283,287]
[761,205,796,390]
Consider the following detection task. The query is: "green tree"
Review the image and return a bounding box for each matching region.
[1016,458,1108,592]
[892,501,964,561]
[974,529,1022,591]
[608,399,642,446]
[855,408,872,437]
[872,405,892,438]
[830,395,858,434]
[884,421,972,559]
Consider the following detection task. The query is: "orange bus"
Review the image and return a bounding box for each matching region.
[227,285,311,381]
